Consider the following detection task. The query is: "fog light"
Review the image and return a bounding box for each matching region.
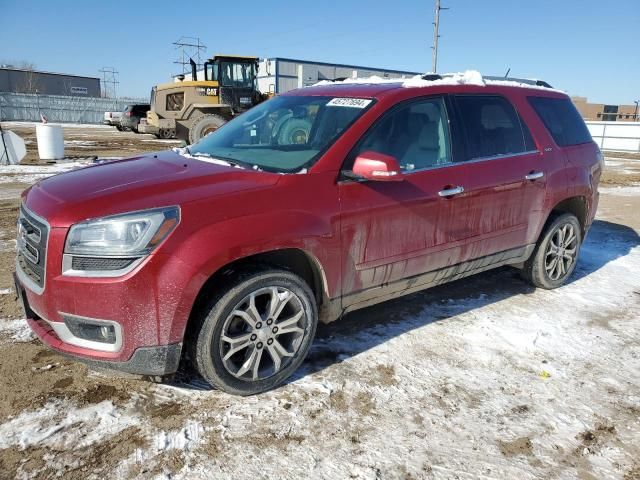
[63,315,118,344]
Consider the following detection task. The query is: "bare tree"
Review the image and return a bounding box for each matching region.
[20,62,40,94]
[0,60,40,94]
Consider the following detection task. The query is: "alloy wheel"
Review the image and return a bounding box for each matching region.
[544,223,578,281]
[219,286,307,381]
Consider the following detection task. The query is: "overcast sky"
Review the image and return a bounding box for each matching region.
[1,0,638,104]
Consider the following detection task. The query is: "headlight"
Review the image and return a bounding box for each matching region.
[65,206,180,256]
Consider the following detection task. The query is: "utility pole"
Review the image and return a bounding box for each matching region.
[99,67,119,99]
[431,0,448,73]
[173,36,207,78]
[634,100,639,122]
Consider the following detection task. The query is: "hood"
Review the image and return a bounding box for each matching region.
[24,150,280,227]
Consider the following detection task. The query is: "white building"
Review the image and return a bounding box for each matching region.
[257,57,420,94]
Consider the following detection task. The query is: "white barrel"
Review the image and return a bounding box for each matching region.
[36,124,65,160]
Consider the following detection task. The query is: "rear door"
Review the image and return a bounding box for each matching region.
[527,96,601,228]
[450,94,548,259]
[339,96,471,295]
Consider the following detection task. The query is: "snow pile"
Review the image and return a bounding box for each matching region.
[402,69,486,88]
[312,70,564,93]
[0,319,35,343]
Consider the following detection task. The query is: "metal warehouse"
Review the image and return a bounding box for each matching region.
[0,67,101,97]
[257,57,420,94]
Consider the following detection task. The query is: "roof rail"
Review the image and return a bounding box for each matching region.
[421,74,443,81]
[484,76,553,88]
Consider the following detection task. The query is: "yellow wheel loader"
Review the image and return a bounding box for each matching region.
[139,55,267,143]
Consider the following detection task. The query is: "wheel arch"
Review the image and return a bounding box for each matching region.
[547,196,588,235]
[182,247,330,347]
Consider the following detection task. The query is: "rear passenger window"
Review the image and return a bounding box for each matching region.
[528,97,592,147]
[351,97,451,172]
[455,95,530,160]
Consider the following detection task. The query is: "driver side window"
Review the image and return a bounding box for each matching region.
[353,97,452,173]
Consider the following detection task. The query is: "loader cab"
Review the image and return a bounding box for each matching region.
[204,55,260,112]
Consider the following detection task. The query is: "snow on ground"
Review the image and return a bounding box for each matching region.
[599,185,640,196]
[0,162,93,184]
[1,121,113,130]
[1,213,638,479]
[0,318,35,343]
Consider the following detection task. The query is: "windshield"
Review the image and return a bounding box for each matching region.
[188,95,374,172]
[219,62,256,88]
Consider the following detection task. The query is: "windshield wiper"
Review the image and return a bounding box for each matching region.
[180,150,247,169]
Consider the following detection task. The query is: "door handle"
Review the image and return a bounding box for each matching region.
[525,171,544,181]
[438,186,465,197]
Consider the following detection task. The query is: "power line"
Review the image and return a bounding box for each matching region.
[173,36,207,77]
[431,0,449,73]
[99,67,119,99]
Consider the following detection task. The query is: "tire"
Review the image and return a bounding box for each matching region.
[191,269,318,395]
[521,213,582,289]
[277,118,312,145]
[188,114,226,144]
[159,128,175,139]
[116,125,123,131]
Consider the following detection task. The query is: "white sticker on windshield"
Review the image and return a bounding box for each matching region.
[326,98,372,108]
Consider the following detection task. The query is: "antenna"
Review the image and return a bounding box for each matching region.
[504,68,511,78]
[98,67,119,99]
[431,0,449,73]
[173,36,207,77]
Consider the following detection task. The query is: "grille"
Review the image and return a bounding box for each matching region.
[219,87,255,113]
[17,206,49,290]
[71,256,137,271]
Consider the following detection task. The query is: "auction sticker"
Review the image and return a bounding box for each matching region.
[327,98,372,108]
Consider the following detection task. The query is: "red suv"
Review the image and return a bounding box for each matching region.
[15,73,602,395]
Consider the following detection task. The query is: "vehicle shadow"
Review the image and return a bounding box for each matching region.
[171,219,638,391]
[291,219,639,382]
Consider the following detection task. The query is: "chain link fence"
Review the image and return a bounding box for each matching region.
[0,92,147,124]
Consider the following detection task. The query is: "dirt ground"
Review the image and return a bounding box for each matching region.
[0,123,639,479]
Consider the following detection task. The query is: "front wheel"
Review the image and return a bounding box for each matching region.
[191,270,318,395]
[521,213,582,289]
[188,114,226,143]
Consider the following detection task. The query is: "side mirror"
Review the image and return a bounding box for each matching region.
[351,151,404,182]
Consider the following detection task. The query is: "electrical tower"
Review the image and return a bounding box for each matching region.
[431,0,449,73]
[99,67,119,99]
[173,36,207,77]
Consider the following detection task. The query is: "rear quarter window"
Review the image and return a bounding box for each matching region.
[528,97,592,147]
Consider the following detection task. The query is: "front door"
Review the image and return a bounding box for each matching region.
[338,96,470,297]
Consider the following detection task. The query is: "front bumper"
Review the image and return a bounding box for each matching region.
[14,271,182,376]
[137,123,158,134]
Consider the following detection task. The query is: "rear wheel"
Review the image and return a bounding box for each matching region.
[521,213,582,289]
[159,128,175,139]
[191,270,317,395]
[188,114,226,144]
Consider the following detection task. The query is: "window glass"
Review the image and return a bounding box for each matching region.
[189,95,372,172]
[219,62,255,88]
[351,97,451,172]
[528,97,592,146]
[166,92,184,111]
[456,95,528,159]
[520,115,536,151]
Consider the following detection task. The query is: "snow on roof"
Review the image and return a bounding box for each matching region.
[312,70,564,93]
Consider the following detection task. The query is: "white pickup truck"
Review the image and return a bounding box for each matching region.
[103,111,123,130]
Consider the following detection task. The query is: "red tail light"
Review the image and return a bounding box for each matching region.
[125,112,132,117]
